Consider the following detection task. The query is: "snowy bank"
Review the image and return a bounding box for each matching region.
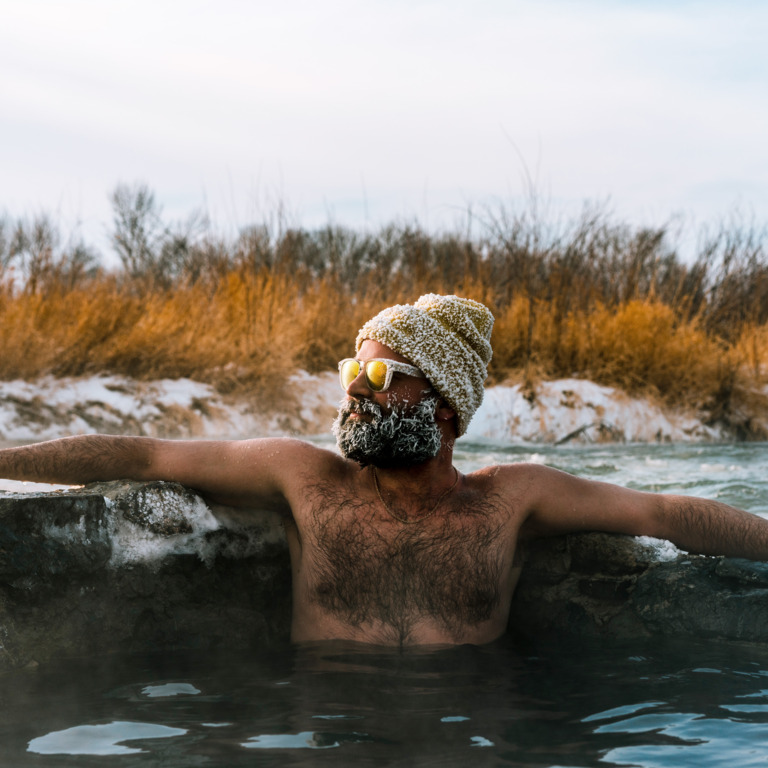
[0,372,728,447]
[466,379,722,444]
[0,372,341,444]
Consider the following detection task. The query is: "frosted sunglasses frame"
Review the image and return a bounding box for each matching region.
[338,358,426,392]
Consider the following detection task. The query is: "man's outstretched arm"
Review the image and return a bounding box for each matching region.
[654,493,768,561]
[0,435,320,509]
[0,436,155,485]
[516,463,768,562]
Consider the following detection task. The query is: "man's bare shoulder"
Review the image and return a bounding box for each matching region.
[465,461,554,491]
[468,460,618,503]
[462,462,578,517]
[231,436,355,478]
[470,460,660,540]
[229,437,366,522]
[158,436,351,509]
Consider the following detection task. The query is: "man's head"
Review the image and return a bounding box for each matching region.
[332,294,494,467]
[333,338,446,467]
[354,294,494,437]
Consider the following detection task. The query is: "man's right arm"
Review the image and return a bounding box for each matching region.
[0,435,320,509]
[0,436,155,485]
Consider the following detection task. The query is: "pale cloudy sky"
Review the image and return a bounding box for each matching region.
[1,0,766,256]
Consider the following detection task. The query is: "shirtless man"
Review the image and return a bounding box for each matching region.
[1,294,767,647]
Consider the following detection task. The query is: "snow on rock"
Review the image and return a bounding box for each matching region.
[1,373,721,448]
[0,373,341,444]
[466,379,722,444]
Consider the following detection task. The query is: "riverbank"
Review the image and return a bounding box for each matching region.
[2,371,761,450]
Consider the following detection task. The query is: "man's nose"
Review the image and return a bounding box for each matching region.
[346,367,372,397]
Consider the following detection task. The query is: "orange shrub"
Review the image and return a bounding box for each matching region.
[0,267,766,419]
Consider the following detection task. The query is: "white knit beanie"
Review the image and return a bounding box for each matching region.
[356,294,494,436]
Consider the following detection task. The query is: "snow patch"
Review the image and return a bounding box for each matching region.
[635,536,683,561]
[0,372,727,448]
[466,379,722,444]
[0,372,340,443]
[106,491,220,567]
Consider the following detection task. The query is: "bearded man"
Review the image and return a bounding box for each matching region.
[2,294,768,647]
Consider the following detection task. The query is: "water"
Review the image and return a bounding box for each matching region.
[452,440,768,518]
[6,638,768,766]
[3,440,768,765]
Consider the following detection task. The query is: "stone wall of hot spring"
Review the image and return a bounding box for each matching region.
[1,481,767,669]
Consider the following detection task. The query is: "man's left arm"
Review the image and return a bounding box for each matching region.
[653,494,768,560]
[516,463,768,561]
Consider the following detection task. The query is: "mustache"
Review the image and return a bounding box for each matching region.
[339,397,384,419]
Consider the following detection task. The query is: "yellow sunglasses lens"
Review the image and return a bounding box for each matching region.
[365,360,388,391]
[340,359,363,389]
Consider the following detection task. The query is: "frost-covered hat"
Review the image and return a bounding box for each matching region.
[356,294,494,436]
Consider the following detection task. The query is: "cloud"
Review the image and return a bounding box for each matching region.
[0,0,765,253]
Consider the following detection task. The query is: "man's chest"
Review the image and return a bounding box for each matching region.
[297,491,517,637]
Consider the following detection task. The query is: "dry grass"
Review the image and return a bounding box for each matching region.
[1,198,767,432]
[478,296,742,406]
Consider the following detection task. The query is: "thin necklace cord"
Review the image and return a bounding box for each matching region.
[371,466,459,524]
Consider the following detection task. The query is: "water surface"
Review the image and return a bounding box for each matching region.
[5,637,768,767]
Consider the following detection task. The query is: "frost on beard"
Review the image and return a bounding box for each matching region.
[333,396,441,468]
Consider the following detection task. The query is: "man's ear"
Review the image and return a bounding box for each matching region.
[435,399,456,422]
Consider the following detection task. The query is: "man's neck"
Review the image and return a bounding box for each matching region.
[367,448,457,499]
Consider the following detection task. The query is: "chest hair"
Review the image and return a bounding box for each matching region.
[303,480,507,642]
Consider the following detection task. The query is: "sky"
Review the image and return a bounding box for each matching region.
[1,0,767,259]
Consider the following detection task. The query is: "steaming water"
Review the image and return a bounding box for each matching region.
[3,439,768,766]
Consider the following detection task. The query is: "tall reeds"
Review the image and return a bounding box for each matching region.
[1,188,767,430]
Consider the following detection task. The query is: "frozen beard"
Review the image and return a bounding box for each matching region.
[333,395,442,468]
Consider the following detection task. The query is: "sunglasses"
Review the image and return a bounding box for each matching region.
[338,358,425,392]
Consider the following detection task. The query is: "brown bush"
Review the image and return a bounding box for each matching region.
[0,197,766,423]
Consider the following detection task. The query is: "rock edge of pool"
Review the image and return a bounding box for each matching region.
[1,480,767,670]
